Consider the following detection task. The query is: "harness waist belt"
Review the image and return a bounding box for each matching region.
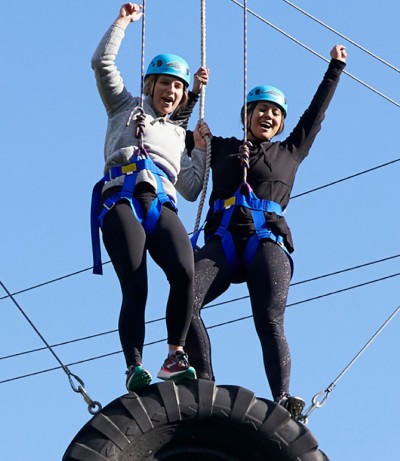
[211,194,283,215]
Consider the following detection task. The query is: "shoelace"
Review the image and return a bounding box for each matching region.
[174,353,189,366]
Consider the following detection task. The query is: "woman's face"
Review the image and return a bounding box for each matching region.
[152,75,185,116]
[248,102,283,141]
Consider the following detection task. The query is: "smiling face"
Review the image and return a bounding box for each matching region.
[151,75,185,116]
[247,101,284,142]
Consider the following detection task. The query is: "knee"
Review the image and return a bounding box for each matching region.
[119,271,147,300]
[168,260,194,286]
[255,313,285,337]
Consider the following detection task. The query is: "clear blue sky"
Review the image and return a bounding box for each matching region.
[1,1,399,460]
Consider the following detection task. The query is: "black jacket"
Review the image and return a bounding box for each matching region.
[187,58,345,253]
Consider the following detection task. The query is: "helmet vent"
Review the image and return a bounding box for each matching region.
[166,61,189,76]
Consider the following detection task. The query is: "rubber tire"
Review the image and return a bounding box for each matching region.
[63,380,329,461]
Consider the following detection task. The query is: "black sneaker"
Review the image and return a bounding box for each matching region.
[125,364,152,391]
[157,351,197,382]
[277,394,305,420]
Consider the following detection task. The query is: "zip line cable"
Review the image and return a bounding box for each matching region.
[292,157,400,199]
[282,0,400,74]
[2,252,398,362]
[2,252,399,362]
[0,279,102,414]
[0,263,110,301]
[228,0,400,109]
[2,270,399,385]
[1,155,397,301]
[300,303,400,422]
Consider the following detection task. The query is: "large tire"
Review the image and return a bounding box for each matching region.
[63,380,329,461]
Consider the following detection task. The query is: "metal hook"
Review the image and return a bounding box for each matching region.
[67,371,102,415]
[299,388,333,423]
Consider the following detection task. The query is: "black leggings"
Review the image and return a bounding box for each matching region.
[185,236,292,399]
[102,200,194,368]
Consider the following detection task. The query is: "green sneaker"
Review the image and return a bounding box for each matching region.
[125,364,152,391]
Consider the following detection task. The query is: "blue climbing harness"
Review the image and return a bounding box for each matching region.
[90,156,175,275]
[191,183,289,272]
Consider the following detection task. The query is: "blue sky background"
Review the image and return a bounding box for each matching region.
[1,1,399,459]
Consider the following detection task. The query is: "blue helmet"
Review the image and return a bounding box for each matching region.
[145,53,191,87]
[246,85,288,117]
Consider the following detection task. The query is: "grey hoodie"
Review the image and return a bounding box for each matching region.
[91,23,205,203]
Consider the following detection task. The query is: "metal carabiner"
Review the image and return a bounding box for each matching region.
[68,371,102,415]
[300,388,332,423]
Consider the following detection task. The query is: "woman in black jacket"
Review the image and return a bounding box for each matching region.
[186,45,347,419]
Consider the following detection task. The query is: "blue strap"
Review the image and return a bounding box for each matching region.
[120,170,138,199]
[220,232,239,271]
[208,188,286,271]
[213,206,239,270]
[91,178,107,275]
[190,228,202,250]
[190,218,207,250]
[211,190,283,216]
[107,158,165,181]
[90,156,174,275]
[190,207,212,250]
[98,193,144,230]
[142,172,172,234]
[244,208,286,267]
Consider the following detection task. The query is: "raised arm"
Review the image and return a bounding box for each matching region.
[283,44,347,160]
[91,3,143,115]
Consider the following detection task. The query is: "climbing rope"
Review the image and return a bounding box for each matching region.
[299,303,400,423]
[193,0,212,235]
[0,279,102,414]
[229,0,400,109]
[282,0,400,74]
[238,0,252,187]
[134,0,147,149]
[199,0,207,121]
[138,1,146,110]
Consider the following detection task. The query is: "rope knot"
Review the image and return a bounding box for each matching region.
[238,141,252,170]
[135,108,146,139]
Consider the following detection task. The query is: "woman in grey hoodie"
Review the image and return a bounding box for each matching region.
[91,2,208,391]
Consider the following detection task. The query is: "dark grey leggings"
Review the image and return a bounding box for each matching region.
[102,200,194,368]
[185,237,292,399]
